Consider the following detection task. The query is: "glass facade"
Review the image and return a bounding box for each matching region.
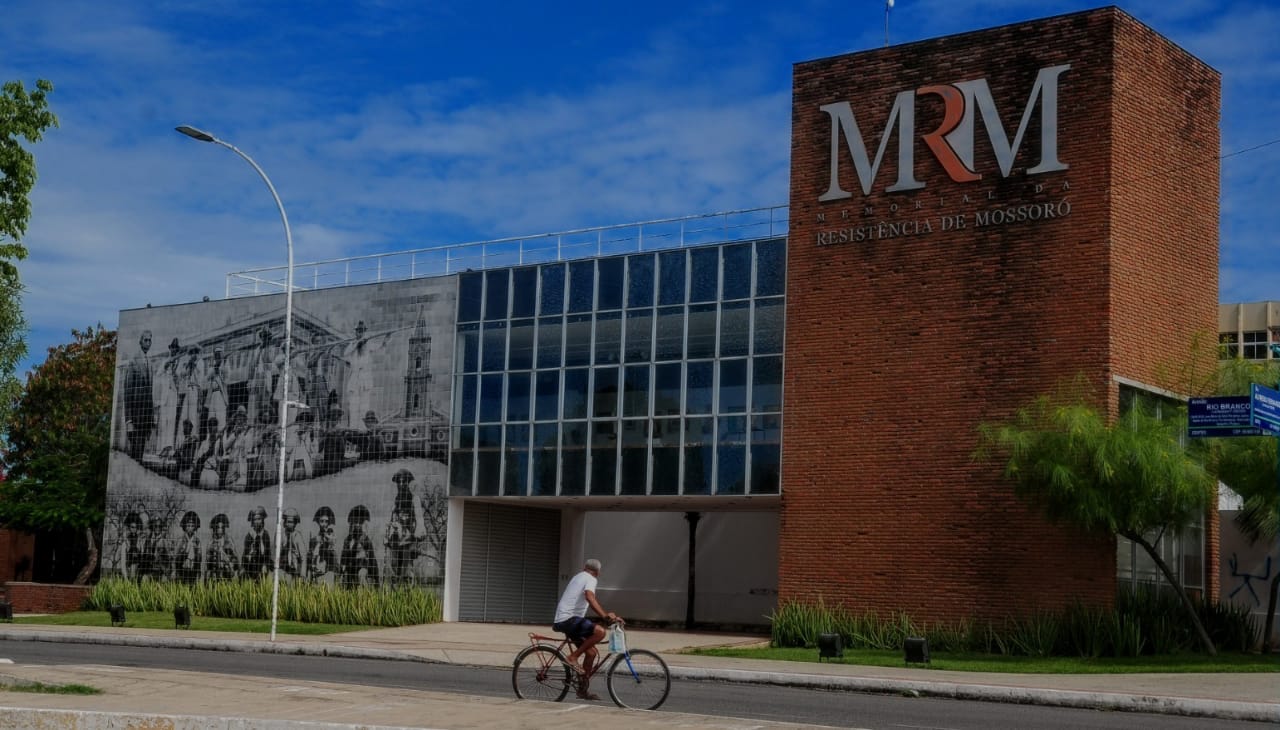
[1114,384,1205,595]
[450,238,786,497]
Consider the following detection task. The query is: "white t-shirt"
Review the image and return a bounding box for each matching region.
[554,570,599,624]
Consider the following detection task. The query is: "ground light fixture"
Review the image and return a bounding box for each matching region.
[108,604,126,627]
[904,636,930,664]
[0,601,12,621]
[174,604,191,629]
[175,124,295,641]
[817,632,844,661]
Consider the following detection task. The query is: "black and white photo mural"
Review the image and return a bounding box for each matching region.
[105,276,457,590]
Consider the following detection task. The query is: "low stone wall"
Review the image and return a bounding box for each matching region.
[3,582,91,613]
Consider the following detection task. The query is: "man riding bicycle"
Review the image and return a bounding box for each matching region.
[552,558,619,700]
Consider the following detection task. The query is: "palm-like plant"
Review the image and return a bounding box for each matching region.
[976,376,1219,655]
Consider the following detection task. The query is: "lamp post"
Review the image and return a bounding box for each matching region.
[176,125,294,641]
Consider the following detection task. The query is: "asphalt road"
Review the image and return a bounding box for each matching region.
[0,639,1271,730]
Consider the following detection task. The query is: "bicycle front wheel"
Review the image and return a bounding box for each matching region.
[512,644,572,702]
[606,648,670,710]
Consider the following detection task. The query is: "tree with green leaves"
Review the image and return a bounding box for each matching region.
[1,326,115,584]
[1210,355,1280,652]
[0,78,58,440]
[976,377,1220,655]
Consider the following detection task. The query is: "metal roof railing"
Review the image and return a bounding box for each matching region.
[225,205,789,298]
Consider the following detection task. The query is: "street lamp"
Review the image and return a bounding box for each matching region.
[176,124,294,641]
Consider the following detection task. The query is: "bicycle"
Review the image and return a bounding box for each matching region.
[511,622,671,710]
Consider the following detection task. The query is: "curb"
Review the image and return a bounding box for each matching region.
[668,666,1280,723]
[0,706,424,730]
[2,630,1277,724]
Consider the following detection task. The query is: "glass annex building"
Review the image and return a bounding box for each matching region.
[448,238,787,500]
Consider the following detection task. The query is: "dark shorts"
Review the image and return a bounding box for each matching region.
[552,616,596,643]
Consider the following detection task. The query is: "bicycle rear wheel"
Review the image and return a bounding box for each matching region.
[512,644,572,702]
[605,648,670,710]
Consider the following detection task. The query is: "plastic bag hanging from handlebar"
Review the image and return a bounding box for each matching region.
[608,625,626,653]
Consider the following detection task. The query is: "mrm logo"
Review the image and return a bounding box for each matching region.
[818,64,1069,201]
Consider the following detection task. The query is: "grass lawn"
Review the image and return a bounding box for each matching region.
[688,646,1280,674]
[0,680,101,695]
[13,611,368,636]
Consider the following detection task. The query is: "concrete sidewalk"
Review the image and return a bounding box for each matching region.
[0,621,1276,727]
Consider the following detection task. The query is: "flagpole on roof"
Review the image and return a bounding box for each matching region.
[885,0,894,48]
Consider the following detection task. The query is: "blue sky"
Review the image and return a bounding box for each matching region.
[2,1,1277,373]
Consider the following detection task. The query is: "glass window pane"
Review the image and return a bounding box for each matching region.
[457,323,479,373]
[720,359,747,413]
[716,416,747,495]
[590,421,618,495]
[449,426,475,496]
[651,417,680,495]
[535,371,560,421]
[686,361,713,415]
[540,263,565,315]
[683,417,713,495]
[654,362,682,416]
[537,316,562,369]
[658,250,686,305]
[720,300,750,357]
[654,305,684,361]
[752,356,783,413]
[568,260,595,313]
[687,304,717,359]
[620,420,649,495]
[722,243,752,300]
[564,313,592,367]
[560,421,588,496]
[628,254,655,308]
[597,257,623,310]
[690,247,719,303]
[455,374,477,424]
[484,270,508,321]
[756,239,786,297]
[512,267,538,318]
[506,371,531,421]
[623,364,650,418]
[750,414,781,494]
[481,321,507,372]
[754,298,784,355]
[594,311,621,365]
[476,424,502,496]
[531,423,558,495]
[479,373,504,423]
[593,367,619,418]
[508,318,535,370]
[625,309,653,363]
[503,424,530,496]
[563,368,590,420]
[458,272,483,323]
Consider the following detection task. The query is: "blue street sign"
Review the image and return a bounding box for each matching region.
[1250,383,1280,435]
[1187,396,1262,438]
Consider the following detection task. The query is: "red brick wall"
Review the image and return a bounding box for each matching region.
[0,529,35,585]
[4,582,92,613]
[781,8,1219,622]
[1108,13,1221,601]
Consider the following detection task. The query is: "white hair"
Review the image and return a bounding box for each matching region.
[585,558,602,572]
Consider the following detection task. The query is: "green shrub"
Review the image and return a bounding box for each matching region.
[767,588,1253,659]
[1197,597,1258,653]
[1060,601,1109,658]
[88,577,442,626]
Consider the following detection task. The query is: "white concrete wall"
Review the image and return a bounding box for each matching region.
[1219,510,1280,645]
[581,511,778,626]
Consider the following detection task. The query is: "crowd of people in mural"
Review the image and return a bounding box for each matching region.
[108,470,444,587]
[120,321,402,490]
